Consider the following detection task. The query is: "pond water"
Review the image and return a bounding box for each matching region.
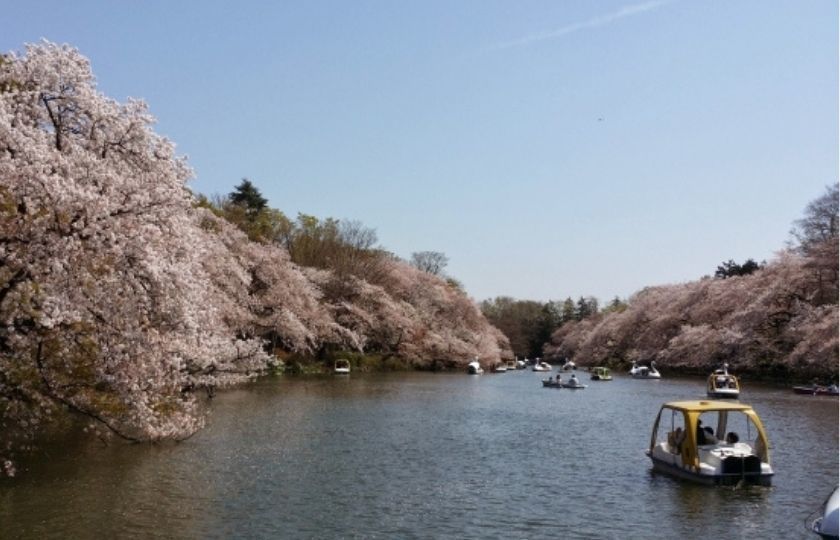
[1,369,837,539]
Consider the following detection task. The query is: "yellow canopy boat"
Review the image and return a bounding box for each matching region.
[646,400,773,486]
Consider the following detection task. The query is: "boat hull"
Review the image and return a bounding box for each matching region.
[649,455,772,487]
[707,390,739,399]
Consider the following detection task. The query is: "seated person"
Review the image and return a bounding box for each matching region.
[696,421,717,445]
[725,431,739,444]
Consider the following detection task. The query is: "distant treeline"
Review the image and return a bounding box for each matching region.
[479,295,626,359]
[543,185,838,381]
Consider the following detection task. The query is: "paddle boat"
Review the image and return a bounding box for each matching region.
[633,361,661,379]
[707,363,740,399]
[807,485,839,539]
[532,361,552,372]
[515,360,527,369]
[505,360,518,371]
[590,367,612,381]
[646,400,773,486]
[562,374,587,389]
[467,360,484,375]
[793,383,839,396]
[492,363,508,373]
[562,359,576,371]
[334,359,351,374]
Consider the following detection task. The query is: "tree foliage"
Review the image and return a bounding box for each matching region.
[0,43,512,472]
[544,188,839,380]
[480,297,564,358]
[410,251,449,276]
[714,259,761,279]
[229,178,268,215]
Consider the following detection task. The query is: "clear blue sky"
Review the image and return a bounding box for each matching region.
[3,1,837,303]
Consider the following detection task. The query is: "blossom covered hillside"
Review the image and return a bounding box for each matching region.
[0,43,510,467]
[544,186,839,380]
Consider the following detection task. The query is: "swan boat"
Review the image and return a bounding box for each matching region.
[646,400,773,486]
[561,360,576,371]
[467,361,484,375]
[334,359,351,374]
[707,363,740,398]
[633,361,661,379]
[532,361,552,372]
[808,485,839,539]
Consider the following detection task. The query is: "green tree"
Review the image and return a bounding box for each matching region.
[229,178,268,216]
[560,297,576,324]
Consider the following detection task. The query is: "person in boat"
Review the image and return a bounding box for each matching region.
[725,432,739,444]
[569,373,579,386]
[696,419,714,445]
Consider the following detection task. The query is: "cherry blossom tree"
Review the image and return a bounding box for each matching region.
[0,43,272,466]
[0,43,513,474]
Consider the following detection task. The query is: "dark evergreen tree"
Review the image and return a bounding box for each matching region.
[229,178,268,215]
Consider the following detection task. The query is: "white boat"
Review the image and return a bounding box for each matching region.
[467,360,484,375]
[707,363,740,399]
[633,361,661,379]
[505,360,517,371]
[532,361,552,372]
[334,359,351,374]
[515,360,527,369]
[492,364,508,373]
[646,400,774,486]
[808,485,839,539]
[562,360,576,371]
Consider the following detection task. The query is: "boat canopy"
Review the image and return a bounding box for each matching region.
[649,400,771,471]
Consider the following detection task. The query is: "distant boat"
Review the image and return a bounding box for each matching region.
[793,384,839,396]
[334,359,351,374]
[467,360,484,375]
[562,375,587,389]
[633,361,661,380]
[707,363,739,398]
[542,377,562,388]
[505,360,518,371]
[492,364,508,373]
[591,367,612,381]
[532,361,552,372]
[562,360,576,371]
